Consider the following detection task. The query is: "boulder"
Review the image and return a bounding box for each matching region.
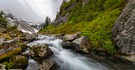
[39,60,57,70]
[71,36,91,53]
[0,64,6,70]
[30,44,53,61]
[9,55,28,69]
[122,55,135,62]
[63,32,81,41]
[0,39,22,61]
[21,33,37,42]
[112,0,135,55]
[61,41,72,49]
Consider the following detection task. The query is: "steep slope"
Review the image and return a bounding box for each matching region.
[40,0,126,53]
[112,0,135,62]
[0,11,38,69]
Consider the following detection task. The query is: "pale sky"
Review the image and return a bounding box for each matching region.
[0,0,63,22]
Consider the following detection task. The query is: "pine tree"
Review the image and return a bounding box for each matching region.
[44,16,51,27]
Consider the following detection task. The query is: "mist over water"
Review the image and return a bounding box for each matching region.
[0,0,63,22]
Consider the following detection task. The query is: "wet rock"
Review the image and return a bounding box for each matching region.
[122,55,135,62]
[94,48,108,56]
[30,44,53,61]
[63,32,81,41]
[21,33,37,42]
[9,55,28,69]
[0,64,6,70]
[112,0,135,55]
[39,60,57,70]
[61,41,72,49]
[25,34,37,41]
[71,36,91,53]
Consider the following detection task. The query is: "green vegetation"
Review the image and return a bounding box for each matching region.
[3,55,28,69]
[3,62,13,70]
[0,47,21,61]
[39,0,126,53]
[0,11,7,28]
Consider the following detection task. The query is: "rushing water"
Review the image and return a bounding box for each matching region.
[26,35,109,70]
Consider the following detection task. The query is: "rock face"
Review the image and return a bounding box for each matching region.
[30,44,53,60]
[18,21,37,34]
[112,0,135,55]
[54,0,76,25]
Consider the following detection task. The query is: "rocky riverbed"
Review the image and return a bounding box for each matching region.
[0,32,135,70]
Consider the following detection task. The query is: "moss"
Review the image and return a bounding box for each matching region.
[18,43,27,52]
[33,48,40,55]
[3,55,28,69]
[9,55,28,69]
[0,47,22,61]
[40,0,126,54]
[3,62,13,70]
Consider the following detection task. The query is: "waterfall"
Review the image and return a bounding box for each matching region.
[26,35,108,70]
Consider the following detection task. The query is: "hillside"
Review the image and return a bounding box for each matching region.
[40,0,126,53]
[1,0,135,69]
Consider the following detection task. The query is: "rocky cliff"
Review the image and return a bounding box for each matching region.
[112,0,135,61]
[40,0,126,53]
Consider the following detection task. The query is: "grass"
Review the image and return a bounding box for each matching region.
[39,0,126,54]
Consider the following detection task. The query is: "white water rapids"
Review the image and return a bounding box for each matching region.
[26,35,108,70]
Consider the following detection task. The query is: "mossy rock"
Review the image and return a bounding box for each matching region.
[30,45,53,61]
[0,47,21,61]
[9,55,28,69]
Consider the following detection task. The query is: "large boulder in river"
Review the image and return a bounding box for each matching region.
[39,60,57,70]
[30,44,53,61]
[63,32,81,41]
[112,0,135,55]
[61,41,72,49]
[9,55,28,69]
[21,33,37,42]
[71,36,91,53]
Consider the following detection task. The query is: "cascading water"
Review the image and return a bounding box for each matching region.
[26,35,108,70]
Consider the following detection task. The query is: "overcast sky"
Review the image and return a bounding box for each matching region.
[0,0,63,22]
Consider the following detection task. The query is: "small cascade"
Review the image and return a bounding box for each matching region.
[26,58,39,70]
[26,35,108,70]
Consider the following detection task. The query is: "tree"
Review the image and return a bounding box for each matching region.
[44,16,51,27]
[0,11,7,28]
